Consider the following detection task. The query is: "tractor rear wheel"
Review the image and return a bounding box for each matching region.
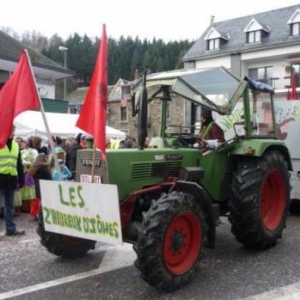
[133,191,206,292]
[229,151,290,249]
[37,211,96,259]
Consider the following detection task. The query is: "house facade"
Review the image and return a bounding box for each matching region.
[109,89,185,139]
[182,4,300,99]
[0,30,73,110]
[107,76,186,139]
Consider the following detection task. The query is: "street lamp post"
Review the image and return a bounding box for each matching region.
[58,46,68,99]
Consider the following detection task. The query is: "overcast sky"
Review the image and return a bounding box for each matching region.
[1,0,300,42]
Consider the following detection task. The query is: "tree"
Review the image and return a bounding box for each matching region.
[3,28,195,88]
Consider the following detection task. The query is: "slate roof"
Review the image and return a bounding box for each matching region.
[0,30,73,75]
[67,85,115,105]
[183,4,300,62]
[66,87,89,105]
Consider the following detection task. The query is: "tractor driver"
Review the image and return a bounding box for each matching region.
[194,108,225,150]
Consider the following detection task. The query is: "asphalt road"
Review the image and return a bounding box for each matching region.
[1,212,300,300]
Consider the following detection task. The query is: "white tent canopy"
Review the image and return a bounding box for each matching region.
[14,111,126,140]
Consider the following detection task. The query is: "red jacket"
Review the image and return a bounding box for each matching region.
[199,122,225,143]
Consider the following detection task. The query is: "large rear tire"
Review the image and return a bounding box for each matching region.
[229,151,290,249]
[133,191,206,292]
[37,211,96,259]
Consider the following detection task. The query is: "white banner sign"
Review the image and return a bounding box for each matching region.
[216,100,300,159]
[40,180,122,245]
[273,100,300,159]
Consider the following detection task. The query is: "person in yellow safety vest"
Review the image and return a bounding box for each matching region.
[106,138,119,149]
[194,108,225,151]
[0,126,25,236]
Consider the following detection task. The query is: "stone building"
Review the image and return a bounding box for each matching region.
[67,71,186,139]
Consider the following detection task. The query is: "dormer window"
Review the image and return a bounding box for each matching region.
[287,9,300,36]
[247,31,261,43]
[208,38,220,50]
[244,18,270,44]
[204,27,229,51]
[291,23,300,36]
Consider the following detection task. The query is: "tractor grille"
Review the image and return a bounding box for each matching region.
[76,150,108,183]
[131,161,182,180]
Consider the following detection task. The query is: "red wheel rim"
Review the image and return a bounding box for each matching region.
[260,169,285,230]
[163,211,201,274]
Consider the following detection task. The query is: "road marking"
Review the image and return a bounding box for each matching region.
[0,243,135,300]
[2,240,299,300]
[241,281,300,300]
[19,238,40,244]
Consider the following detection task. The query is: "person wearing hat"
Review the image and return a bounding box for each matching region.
[0,126,25,236]
[51,159,72,181]
[20,137,38,207]
[21,137,38,167]
[195,108,225,150]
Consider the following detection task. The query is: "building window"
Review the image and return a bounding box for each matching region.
[291,23,300,36]
[247,31,261,43]
[207,38,220,50]
[249,67,272,86]
[120,107,127,122]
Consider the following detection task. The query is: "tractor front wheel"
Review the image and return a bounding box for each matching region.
[229,151,290,249]
[133,191,206,292]
[37,211,96,259]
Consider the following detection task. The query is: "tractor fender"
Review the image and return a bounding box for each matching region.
[171,180,216,248]
[231,141,293,171]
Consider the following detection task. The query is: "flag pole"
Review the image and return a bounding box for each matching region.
[91,146,97,183]
[24,49,62,180]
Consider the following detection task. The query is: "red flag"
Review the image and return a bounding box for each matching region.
[76,24,108,159]
[0,50,40,148]
[291,74,297,100]
[287,74,298,100]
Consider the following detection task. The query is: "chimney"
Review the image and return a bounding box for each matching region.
[210,15,215,25]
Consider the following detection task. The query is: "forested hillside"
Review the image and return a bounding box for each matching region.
[2,28,194,86]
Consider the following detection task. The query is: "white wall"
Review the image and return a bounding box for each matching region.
[241,44,300,61]
[195,56,231,69]
[36,83,55,98]
[196,45,298,91]
[36,75,55,99]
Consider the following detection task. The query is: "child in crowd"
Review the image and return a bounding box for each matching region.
[52,159,72,181]
[28,153,52,221]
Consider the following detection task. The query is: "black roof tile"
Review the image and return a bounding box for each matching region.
[0,30,73,75]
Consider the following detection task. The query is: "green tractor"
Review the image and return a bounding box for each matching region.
[38,67,291,292]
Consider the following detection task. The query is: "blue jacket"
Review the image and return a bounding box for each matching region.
[52,166,72,181]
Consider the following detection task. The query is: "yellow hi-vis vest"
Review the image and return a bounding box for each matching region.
[109,139,119,149]
[0,141,19,176]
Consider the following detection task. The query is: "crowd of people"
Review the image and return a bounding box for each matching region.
[0,130,87,237]
[0,130,143,237]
